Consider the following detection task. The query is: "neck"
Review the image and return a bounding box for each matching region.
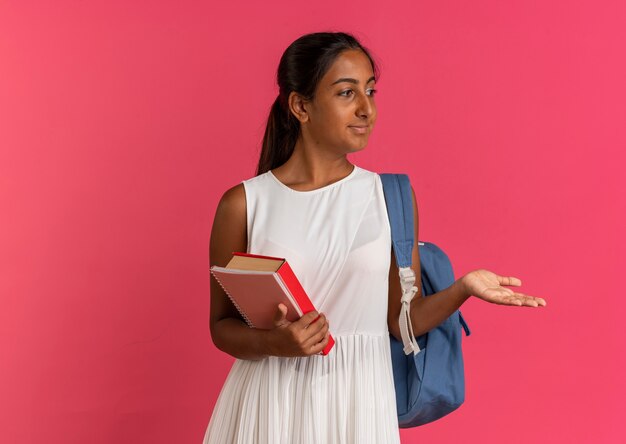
[272,138,354,188]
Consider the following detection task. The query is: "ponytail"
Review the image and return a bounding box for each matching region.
[256,96,299,176]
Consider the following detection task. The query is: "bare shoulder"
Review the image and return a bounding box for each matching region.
[217,183,246,215]
[210,182,247,266]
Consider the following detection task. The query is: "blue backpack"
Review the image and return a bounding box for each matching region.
[380,173,471,428]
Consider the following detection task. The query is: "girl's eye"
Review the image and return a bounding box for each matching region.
[339,89,378,97]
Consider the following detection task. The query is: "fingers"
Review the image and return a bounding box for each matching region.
[490,274,547,307]
[269,308,333,357]
[309,331,331,355]
[498,275,522,287]
[302,313,328,339]
[295,311,324,330]
[515,293,547,307]
[303,316,329,348]
[490,275,547,307]
[505,292,547,307]
[297,310,320,325]
[272,303,289,327]
[295,311,330,355]
[498,292,547,307]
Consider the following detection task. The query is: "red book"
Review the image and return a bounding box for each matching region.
[210,251,335,356]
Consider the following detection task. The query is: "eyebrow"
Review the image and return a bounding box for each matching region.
[331,75,376,86]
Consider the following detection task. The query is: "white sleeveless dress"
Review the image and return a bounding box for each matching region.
[203,164,401,444]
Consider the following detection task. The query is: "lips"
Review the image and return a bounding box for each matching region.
[348,125,369,134]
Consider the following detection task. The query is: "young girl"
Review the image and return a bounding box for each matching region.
[204,31,546,444]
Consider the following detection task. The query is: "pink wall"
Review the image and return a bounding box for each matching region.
[1,1,624,443]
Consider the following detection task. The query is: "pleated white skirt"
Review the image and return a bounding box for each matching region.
[203,334,401,444]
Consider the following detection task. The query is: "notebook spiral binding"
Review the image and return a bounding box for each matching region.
[210,268,255,328]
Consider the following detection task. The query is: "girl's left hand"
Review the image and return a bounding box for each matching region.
[461,269,547,307]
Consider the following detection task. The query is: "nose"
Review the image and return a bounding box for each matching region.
[356,91,374,119]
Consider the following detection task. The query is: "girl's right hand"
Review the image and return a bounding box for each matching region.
[266,303,330,357]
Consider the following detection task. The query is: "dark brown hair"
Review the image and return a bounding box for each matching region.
[256,32,379,176]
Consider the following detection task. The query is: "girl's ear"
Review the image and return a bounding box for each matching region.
[288,91,310,124]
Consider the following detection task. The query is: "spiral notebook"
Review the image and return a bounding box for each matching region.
[210,252,335,356]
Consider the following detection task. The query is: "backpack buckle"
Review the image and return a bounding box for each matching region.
[399,267,418,295]
[401,286,418,304]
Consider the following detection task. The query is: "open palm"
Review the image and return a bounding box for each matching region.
[463,269,547,307]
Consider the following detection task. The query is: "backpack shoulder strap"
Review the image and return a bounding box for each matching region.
[379,173,420,354]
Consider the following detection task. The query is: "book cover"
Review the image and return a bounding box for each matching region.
[210,252,335,355]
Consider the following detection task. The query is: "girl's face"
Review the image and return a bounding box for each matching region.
[302,49,378,155]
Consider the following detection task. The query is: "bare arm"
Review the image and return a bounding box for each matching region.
[387,186,469,340]
[209,183,272,360]
[209,183,330,360]
[387,186,547,341]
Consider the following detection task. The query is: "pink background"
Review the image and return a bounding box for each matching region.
[1,1,624,443]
